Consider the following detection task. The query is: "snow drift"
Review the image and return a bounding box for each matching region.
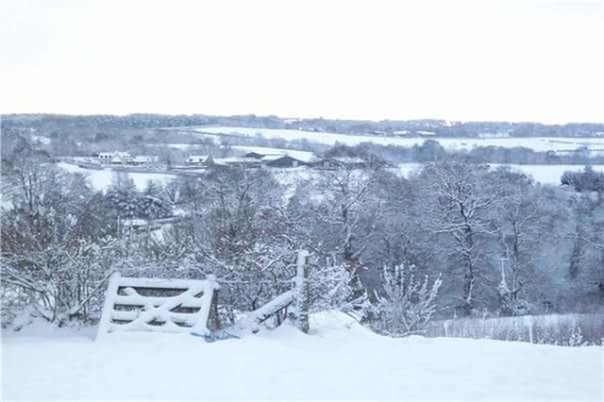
[2,311,601,401]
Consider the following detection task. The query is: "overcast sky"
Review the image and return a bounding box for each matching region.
[1,0,603,123]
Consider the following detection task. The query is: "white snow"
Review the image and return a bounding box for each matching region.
[30,135,51,145]
[148,143,193,150]
[396,163,423,177]
[196,126,604,153]
[57,163,177,191]
[2,311,601,401]
[478,132,511,138]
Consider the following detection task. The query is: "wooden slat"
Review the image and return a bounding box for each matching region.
[116,277,209,289]
[113,295,205,308]
[110,310,197,325]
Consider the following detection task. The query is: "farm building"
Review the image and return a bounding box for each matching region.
[243,152,268,159]
[97,152,158,166]
[241,148,318,168]
[130,155,159,166]
[262,154,307,168]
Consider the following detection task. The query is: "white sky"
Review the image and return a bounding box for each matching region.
[1,0,603,123]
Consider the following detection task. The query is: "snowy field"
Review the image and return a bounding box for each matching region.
[489,164,604,184]
[54,160,604,195]
[55,161,604,194]
[194,126,604,153]
[57,163,177,191]
[2,312,601,401]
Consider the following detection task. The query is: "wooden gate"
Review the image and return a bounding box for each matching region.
[97,273,220,339]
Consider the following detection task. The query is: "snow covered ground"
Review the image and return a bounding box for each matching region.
[195,126,604,153]
[55,161,604,194]
[55,161,604,193]
[2,312,601,401]
[148,143,193,150]
[57,163,177,191]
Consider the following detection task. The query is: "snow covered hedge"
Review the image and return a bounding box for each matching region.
[423,313,604,346]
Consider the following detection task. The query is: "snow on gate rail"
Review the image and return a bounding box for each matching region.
[96,273,220,339]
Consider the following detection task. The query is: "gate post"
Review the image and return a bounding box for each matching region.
[294,249,310,333]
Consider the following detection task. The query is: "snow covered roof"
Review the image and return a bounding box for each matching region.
[132,155,158,163]
[232,146,317,163]
[121,219,148,227]
[212,157,261,165]
[260,154,288,162]
[99,151,131,157]
[328,157,366,164]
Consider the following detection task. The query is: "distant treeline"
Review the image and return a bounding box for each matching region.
[2,118,604,167]
[357,140,604,165]
[3,113,604,138]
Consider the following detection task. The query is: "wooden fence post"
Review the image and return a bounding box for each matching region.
[294,249,310,333]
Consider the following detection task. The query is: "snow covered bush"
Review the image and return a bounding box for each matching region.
[1,158,120,326]
[369,264,442,336]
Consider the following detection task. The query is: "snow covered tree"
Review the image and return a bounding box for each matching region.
[137,194,171,220]
[420,161,497,316]
[565,192,604,311]
[290,160,385,305]
[177,167,297,319]
[105,172,139,221]
[488,167,554,315]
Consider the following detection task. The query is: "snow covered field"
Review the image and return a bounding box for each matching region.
[55,161,604,193]
[2,312,601,401]
[195,126,604,153]
[57,163,177,191]
[54,159,604,195]
[490,164,604,184]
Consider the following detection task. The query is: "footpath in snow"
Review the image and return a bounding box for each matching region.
[1,311,602,401]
